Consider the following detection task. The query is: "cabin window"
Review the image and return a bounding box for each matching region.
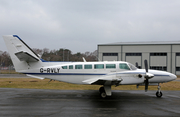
[84,64,92,69]
[119,63,130,70]
[62,66,67,69]
[106,64,116,69]
[94,64,104,69]
[69,65,73,69]
[75,65,82,69]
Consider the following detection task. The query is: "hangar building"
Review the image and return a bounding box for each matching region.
[98,41,180,75]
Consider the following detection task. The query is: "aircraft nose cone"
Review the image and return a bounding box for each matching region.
[170,73,177,81]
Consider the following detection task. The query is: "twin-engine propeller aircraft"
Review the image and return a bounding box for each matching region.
[3,35,177,98]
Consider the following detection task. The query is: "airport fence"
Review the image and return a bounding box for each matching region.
[0,66,17,74]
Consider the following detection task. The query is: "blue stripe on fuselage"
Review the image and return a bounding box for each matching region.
[23,73,107,75]
[22,72,170,77]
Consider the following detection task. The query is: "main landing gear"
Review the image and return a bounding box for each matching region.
[156,83,163,98]
[99,87,106,98]
[99,86,111,98]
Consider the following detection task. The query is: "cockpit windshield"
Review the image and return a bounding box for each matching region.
[119,63,138,70]
[119,63,130,70]
[128,63,138,70]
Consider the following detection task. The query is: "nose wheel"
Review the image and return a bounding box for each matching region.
[156,83,163,98]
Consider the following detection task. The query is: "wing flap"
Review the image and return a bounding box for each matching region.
[82,75,122,85]
[15,51,39,62]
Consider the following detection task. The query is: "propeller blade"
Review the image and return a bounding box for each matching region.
[135,62,138,68]
[144,59,149,92]
[145,79,149,92]
[144,59,148,73]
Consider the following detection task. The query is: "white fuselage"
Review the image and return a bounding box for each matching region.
[20,61,177,85]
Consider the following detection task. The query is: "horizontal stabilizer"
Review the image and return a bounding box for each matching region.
[15,51,39,62]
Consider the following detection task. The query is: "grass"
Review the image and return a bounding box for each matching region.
[0,78,179,91]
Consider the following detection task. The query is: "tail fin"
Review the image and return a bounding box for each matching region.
[3,35,41,72]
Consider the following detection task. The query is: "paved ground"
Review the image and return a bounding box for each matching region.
[0,74,180,116]
[0,88,180,117]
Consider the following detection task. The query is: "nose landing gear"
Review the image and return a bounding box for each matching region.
[156,83,163,98]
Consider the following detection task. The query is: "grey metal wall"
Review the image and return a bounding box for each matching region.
[98,44,180,75]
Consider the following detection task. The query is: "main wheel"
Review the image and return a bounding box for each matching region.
[156,91,162,98]
[100,91,107,98]
[99,87,105,93]
[99,87,107,98]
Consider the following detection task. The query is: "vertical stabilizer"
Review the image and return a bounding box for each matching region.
[3,35,41,72]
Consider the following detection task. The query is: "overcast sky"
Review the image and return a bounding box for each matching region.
[0,0,180,53]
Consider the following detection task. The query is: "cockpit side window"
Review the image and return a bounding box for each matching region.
[119,63,130,70]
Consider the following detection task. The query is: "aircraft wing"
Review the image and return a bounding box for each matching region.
[82,74,122,85]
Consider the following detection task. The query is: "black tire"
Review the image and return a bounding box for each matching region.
[99,87,105,93]
[156,91,163,98]
[99,87,107,98]
[100,91,107,98]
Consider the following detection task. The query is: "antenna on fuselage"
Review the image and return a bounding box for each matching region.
[96,56,101,62]
[82,57,87,62]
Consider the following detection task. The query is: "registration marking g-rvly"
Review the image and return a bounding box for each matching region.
[40,68,60,73]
